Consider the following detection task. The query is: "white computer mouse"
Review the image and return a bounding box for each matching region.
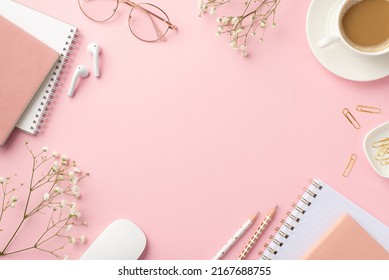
[80,219,146,260]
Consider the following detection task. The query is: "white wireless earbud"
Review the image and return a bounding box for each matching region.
[87,42,101,77]
[68,65,89,97]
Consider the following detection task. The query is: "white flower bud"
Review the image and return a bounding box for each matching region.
[52,161,59,172]
[79,235,86,243]
[229,41,238,48]
[61,155,68,165]
[43,193,50,201]
[71,176,79,185]
[221,17,230,24]
[54,186,63,194]
[197,0,204,10]
[66,224,73,232]
[69,209,81,219]
[60,199,67,208]
[231,17,239,25]
[69,237,76,244]
[71,185,80,193]
[240,45,248,52]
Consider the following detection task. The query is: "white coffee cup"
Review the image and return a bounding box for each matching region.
[318,0,389,56]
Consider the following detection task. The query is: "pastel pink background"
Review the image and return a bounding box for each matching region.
[0,0,388,260]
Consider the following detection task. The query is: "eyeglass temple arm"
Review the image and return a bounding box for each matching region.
[124,1,167,41]
[120,0,177,30]
[147,9,166,41]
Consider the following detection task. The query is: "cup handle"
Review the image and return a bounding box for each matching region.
[318,35,340,48]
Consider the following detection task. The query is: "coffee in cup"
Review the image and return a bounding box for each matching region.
[319,0,389,56]
[341,0,389,52]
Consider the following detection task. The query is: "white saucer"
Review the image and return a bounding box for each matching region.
[306,0,389,81]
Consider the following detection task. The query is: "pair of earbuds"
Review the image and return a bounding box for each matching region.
[68,42,101,97]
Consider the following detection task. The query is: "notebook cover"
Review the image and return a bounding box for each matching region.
[0,0,78,134]
[260,179,389,260]
[303,213,389,260]
[0,15,58,145]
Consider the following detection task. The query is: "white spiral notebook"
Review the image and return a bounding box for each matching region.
[260,179,389,260]
[0,0,77,134]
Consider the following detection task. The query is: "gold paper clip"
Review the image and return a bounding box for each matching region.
[342,108,360,129]
[372,138,389,148]
[356,105,381,114]
[375,145,388,161]
[343,153,357,177]
[381,157,389,165]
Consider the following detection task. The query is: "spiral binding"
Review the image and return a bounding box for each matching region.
[30,29,79,133]
[258,179,323,260]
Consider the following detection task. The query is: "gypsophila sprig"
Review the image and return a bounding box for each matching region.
[199,0,281,56]
[0,142,89,259]
[198,0,231,16]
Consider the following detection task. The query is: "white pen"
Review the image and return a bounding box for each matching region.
[212,212,259,260]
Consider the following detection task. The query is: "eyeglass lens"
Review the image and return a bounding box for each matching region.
[78,0,119,22]
[129,3,170,42]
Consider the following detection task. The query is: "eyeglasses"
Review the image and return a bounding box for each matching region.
[78,0,177,42]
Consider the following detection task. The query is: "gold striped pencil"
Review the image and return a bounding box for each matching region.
[237,206,278,260]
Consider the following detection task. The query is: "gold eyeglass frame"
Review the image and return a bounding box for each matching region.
[78,0,177,42]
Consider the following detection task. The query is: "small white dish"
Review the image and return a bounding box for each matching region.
[80,219,146,260]
[363,121,389,178]
[306,0,389,81]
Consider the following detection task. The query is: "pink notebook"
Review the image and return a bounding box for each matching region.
[0,15,58,146]
[303,214,389,260]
